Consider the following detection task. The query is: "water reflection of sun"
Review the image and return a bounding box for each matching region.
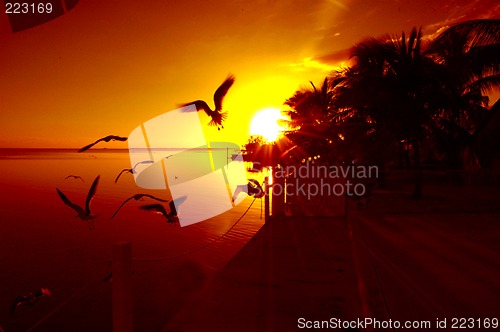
[249,108,287,142]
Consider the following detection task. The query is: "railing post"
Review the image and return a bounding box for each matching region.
[264,176,270,223]
[112,241,133,332]
[271,167,285,218]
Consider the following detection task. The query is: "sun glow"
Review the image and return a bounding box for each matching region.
[249,108,287,142]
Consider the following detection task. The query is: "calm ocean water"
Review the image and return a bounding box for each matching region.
[0,149,264,331]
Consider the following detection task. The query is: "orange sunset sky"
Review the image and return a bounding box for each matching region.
[1,0,499,148]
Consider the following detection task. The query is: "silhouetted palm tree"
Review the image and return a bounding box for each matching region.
[281,19,500,198]
[335,27,442,197]
[425,19,500,170]
[284,75,346,160]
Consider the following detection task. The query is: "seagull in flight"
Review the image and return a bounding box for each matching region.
[180,74,235,130]
[110,194,168,219]
[65,175,84,182]
[114,160,155,183]
[78,135,128,153]
[11,287,52,314]
[139,200,179,224]
[56,175,100,230]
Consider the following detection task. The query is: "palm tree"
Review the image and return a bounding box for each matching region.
[425,19,500,170]
[283,76,343,160]
[335,22,500,197]
[335,28,442,197]
[282,19,500,198]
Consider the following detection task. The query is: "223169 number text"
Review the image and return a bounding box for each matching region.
[5,2,53,14]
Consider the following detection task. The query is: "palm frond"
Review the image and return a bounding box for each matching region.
[427,19,500,58]
[465,74,500,96]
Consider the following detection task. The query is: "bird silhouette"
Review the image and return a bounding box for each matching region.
[110,194,168,219]
[232,179,265,202]
[78,135,128,152]
[11,288,52,314]
[180,74,235,130]
[56,175,100,230]
[139,201,179,224]
[65,175,84,182]
[114,160,155,183]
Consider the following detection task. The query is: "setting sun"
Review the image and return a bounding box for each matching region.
[249,108,287,142]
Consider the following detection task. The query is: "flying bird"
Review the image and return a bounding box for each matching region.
[110,194,168,219]
[139,201,179,224]
[114,160,155,183]
[65,175,84,182]
[56,175,100,230]
[78,135,128,153]
[180,74,235,130]
[11,287,52,314]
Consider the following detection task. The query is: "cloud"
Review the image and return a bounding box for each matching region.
[285,47,353,74]
[285,57,336,73]
[423,17,465,41]
[325,0,348,10]
[423,0,500,40]
[313,47,352,64]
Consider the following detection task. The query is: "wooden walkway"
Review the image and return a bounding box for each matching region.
[162,216,363,331]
